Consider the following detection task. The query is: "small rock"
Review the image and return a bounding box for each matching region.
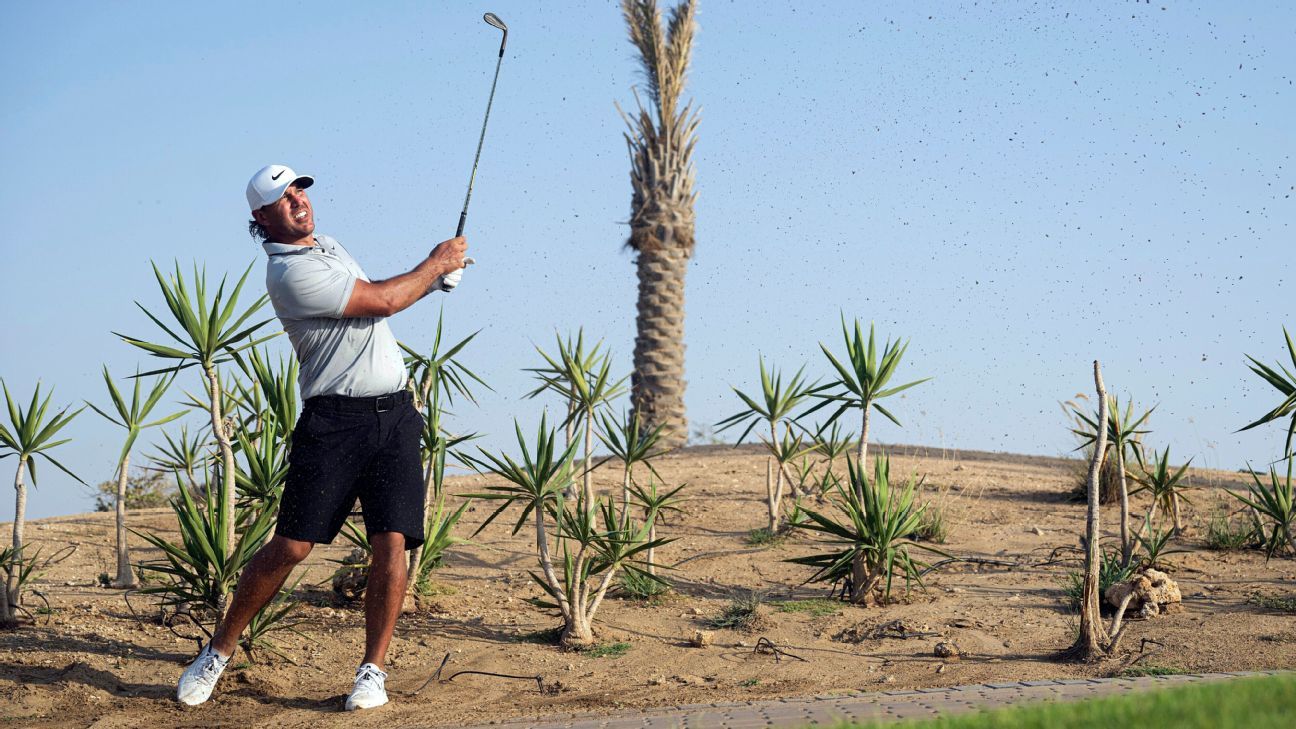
[934,642,961,660]
[737,640,751,648]
[1105,568,1182,617]
[689,630,712,648]
[674,674,708,686]
[936,663,948,674]
[1031,526,1045,536]
[648,675,666,686]
[687,607,703,615]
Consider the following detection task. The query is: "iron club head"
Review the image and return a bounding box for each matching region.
[483,12,508,55]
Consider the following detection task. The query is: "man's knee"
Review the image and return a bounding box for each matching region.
[369,532,407,561]
[266,535,314,566]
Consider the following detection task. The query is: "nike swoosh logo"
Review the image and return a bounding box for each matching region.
[271,170,285,180]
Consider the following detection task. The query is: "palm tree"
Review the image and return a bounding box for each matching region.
[619,0,699,449]
[86,367,183,588]
[116,261,274,614]
[0,381,85,621]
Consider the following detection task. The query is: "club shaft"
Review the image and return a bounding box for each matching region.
[457,51,505,237]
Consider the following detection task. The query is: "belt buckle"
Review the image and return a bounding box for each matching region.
[375,395,393,413]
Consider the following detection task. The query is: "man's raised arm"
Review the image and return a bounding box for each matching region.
[343,236,468,318]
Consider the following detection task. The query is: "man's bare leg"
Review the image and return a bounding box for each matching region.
[361,531,408,668]
[210,535,314,656]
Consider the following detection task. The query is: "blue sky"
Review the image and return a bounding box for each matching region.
[2,1,1292,520]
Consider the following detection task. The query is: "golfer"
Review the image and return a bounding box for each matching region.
[175,164,469,710]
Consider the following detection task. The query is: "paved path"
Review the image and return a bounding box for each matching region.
[463,671,1280,729]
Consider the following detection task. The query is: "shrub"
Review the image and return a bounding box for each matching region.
[914,501,948,544]
[93,470,175,512]
[581,641,631,658]
[467,417,671,647]
[1204,509,1258,551]
[776,599,841,617]
[617,566,670,600]
[1133,513,1185,569]
[717,358,820,533]
[1228,462,1296,558]
[788,453,949,605]
[1248,593,1296,613]
[747,526,785,546]
[708,590,766,630]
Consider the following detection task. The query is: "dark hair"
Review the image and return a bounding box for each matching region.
[248,218,270,242]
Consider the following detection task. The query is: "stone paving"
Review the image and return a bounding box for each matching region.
[462,671,1281,729]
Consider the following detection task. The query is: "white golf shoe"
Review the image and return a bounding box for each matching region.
[345,663,389,711]
[176,643,231,706]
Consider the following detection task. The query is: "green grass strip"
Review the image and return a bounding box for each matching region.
[830,674,1294,729]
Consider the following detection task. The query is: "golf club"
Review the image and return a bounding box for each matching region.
[455,11,508,238]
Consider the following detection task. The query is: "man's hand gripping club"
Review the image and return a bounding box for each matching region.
[431,235,475,292]
[342,236,473,318]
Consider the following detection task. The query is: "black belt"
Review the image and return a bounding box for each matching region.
[305,390,412,413]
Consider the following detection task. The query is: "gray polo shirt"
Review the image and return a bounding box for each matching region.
[262,234,407,399]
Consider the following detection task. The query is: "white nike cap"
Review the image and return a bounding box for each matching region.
[246,164,314,211]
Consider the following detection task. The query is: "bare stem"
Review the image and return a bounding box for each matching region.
[114,453,137,588]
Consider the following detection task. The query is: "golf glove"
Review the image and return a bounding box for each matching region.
[438,257,475,292]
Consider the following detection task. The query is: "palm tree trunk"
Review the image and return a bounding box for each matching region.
[631,245,690,449]
[113,453,137,588]
[1117,448,1132,567]
[857,405,872,498]
[7,456,28,614]
[583,412,595,510]
[565,401,576,452]
[204,365,236,617]
[646,521,658,577]
[406,456,438,596]
[1072,361,1111,661]
[621,464,632,512]
[0,573,11,624]
[534,504,571,621]
[847,406,874,603]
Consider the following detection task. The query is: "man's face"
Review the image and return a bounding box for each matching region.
[253,181,315,243]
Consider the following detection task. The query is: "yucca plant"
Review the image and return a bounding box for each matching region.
[400,315,486,594]
[627,477,684,576]
[526,331,628,510]
[412,492,471,592]
[1228,461,1296,558]
[717,359,820,533]
[241,574,307,662]
[0,380,85,621]
[0,545,31,625]
[466,417,669,647]
[1072,395,1154,567]
[761,428,819,533]
[232,347,298,446]
[232,413,289,509]
[788,453,948,604]
[1239,327,1296,457]
[145,423,208,499]
[116,261,275,575]
[598,408,667,509]
[133,465,279,622]
[86,367,184,588]
[1131,446,1194,535]
[813,421,855,480]
[811,319,930,496]
[1134,511,1186,570]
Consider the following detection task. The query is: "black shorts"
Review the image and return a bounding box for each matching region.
[276,390,426,550]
